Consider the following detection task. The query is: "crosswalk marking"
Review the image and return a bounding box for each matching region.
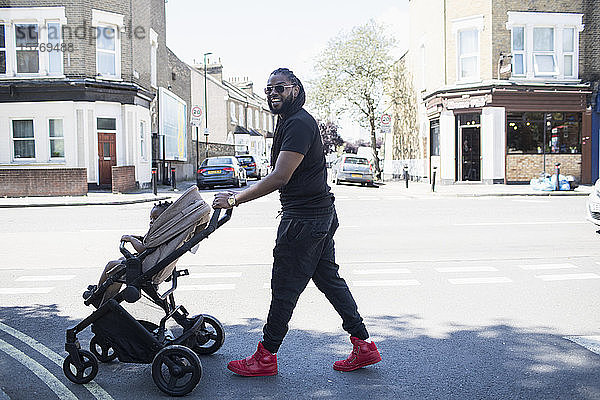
[436,266,498,273]
[188,272,242,279]
[536,273,600,281]
[353,268,411,275]
[352,279,421,287]
[15,275,75,282]
[0,287,53,294]
[178,284,236,291]
[448,277,512,285]
[519,263,578,270]
[564,336,600,355]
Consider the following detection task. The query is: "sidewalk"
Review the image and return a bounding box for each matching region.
[0,180,593,208]
[380,180,593,197]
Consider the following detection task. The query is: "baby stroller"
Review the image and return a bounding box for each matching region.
[63,186,232,396]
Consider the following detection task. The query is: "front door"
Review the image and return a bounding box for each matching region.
[98,132,116,185]
[460,127,481,181]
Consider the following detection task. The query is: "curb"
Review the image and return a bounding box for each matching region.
[0,195,172,209]
[448,191,590,197]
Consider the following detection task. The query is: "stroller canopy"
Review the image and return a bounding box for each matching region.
[144,186,211,249]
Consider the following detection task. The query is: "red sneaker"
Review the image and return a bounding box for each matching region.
[227,342,278,376]
[333,336,382,371]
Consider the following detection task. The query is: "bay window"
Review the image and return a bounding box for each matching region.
[507,12,583,80]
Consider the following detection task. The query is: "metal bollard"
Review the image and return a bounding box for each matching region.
[404,165,409,188]
[171,168,176,190]
[554,162,561,191]
[432,166,437,192]
[151,167,157,195]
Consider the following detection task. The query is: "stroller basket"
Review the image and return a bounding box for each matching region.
[63,186,232,397]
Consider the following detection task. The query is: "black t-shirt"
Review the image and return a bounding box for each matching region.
[277,109,333,212]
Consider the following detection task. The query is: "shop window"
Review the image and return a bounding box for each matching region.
[507,112,581,154]
[0,24,6,74]
[12,120,35,159]
[15,24,40,73]
[430,120,440,156]
[49,119,64,158]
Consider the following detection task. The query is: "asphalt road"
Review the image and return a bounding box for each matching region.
[0,180,599,399]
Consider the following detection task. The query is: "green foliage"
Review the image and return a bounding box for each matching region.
[309,19,397,176]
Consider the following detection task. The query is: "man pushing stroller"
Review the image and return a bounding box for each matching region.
[213,68,381,376]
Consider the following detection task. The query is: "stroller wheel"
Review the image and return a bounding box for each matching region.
[152,345,202,397]
[63,350,99,384]
[187,314,225,355]
[90,336,117,363]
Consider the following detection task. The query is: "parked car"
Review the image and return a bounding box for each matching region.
[330,154,375,186]
[236,155,266,180]
[586,178,600,225]
[197,156,247,189]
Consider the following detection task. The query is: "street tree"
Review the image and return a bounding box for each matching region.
[310,19,396,178]
[319,120,344,155]
[386,57,420,162]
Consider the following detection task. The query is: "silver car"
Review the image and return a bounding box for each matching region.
[330,154,375,186]
[586,179,600,225]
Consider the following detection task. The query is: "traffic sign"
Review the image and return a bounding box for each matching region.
[191,106,203,127]
[381,114,391,126]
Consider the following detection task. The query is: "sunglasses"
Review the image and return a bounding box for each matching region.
[264,84,295,94]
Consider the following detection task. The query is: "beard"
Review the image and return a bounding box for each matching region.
[268,94,295,115]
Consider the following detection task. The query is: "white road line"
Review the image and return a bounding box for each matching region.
[436,266,498,273]
[519,263,578,270]
[564,336,600,355]
[0,338,78,400]
[0,321,113,400]
[352,280,421,287]
[0,288,54,295]
[536,273,600,281]
[448,277,512,285]
[454,221,585,226]
[188,272,242,279]
[178,284,236,291]
[16,275,75,282]
[353,268,411,275]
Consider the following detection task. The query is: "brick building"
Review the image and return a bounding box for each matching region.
[0,0,193,195]
[407,0,599,184]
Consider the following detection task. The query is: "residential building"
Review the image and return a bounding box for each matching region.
[0,0,195,195]
[406,0,598,185]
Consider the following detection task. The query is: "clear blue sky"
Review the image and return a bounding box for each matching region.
[165,0,409,139]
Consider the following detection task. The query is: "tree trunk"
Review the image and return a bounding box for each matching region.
[369,112,381,179]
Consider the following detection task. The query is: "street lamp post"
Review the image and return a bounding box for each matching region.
[203,52,212,161]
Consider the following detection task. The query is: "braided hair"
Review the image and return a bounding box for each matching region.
[269,68,306,166]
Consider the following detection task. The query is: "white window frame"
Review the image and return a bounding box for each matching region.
[452,15,484,84]
[255,109,259,130]
[0,7,66,79]
[46,21,63,75]
[239,104,244,126]
[532,27,557,76]
[230,102,237,123]
[0,23,5,75]
[247,107,253,129]
[92,9,123,80]
[511,26,526,77]
[48,118,64,160]
[11,118,35,161]
[149,28,158,88]
[139,120,147,161]
[507,12,583,81]
[562,27,576,78]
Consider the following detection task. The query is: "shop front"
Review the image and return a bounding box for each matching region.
[424,83,592,184]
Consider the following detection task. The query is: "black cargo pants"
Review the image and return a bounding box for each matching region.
[262,205,368,354]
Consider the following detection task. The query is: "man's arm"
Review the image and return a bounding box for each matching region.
[212,150,304,209]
